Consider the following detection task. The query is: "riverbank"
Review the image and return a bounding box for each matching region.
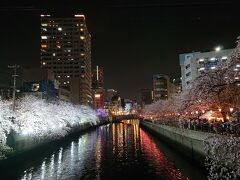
[1,118,110,162]
[140,120,212,166]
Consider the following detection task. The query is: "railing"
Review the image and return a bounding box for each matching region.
[145,119,240,136]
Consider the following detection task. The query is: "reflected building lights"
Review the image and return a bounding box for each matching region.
[41,160,46,180]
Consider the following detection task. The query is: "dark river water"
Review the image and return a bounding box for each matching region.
[0,120,206,180]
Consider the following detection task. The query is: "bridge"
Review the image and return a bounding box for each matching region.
[111,114,140,122]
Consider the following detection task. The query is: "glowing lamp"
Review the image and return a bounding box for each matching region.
[215,46,221,52]
[95,94,101,98]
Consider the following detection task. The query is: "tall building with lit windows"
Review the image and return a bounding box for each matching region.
[40,14,92,105]
[153,74,170,101]
[179,48,233,91]
[92,66,104,109]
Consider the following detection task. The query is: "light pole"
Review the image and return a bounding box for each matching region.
[8,64,20,111]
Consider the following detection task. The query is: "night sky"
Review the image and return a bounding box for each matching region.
[0,0,239,99]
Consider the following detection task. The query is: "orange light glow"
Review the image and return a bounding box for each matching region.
[95,94,101,98]
[41,44,47,48]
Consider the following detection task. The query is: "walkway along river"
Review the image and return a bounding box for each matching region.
[0,119,206,179]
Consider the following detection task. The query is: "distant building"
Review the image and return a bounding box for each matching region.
[179,48,233,91]
[139,88,153,107]
[92,65,104,109]
[110,94,122,115]
[152,74,177,101]
[92,66,104,89]
[58,87,71,102]
[93,89,105,109]
[172,78,182,94]
[40,14,92,105]
[105,89,117,103]
[21,68,58,99]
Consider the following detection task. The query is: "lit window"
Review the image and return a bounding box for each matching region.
[80,36,85,40]
[75,14,85,18]
[41,14,50,17]
[80,28,84,31]
[67,75,70,78]
[53,53,56,56]
[235,77,239,80]
[57,75,61,78]
[210,57,216,61]
[42,28,47,31]
[41,36,47,39]
[41,44,47,48]
[81,53,85,56]
[95,94,101,98]
[41,23,48,27]
[57,45,61,48]
[199,67,205,71]
[234,68,239,71]
[222,56,228,60]
[58,27,62,31]
[42,62,46,66]
[198,58,204,62]
[67,50,71,52]
[211,66,216,70]
[236,64,240,68]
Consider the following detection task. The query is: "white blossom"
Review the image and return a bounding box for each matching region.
[0,95,98,159]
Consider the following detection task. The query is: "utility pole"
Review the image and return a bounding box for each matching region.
[8,65,20,111]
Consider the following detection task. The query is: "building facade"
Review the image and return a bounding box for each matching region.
[105,89,117,103]
[92,65,104,109]
[92,66,104,89]
[179,48,233,91]
[21,68,58,99]
[40,14,92,105]
[139,88,153,107]
[152,74,177,101]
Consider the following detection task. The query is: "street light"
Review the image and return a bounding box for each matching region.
[215,46,222,52]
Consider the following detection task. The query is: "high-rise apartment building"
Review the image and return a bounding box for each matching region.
[40,14,92,105]
[179,48,233,91]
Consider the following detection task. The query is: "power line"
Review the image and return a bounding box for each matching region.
[8,64,20,111]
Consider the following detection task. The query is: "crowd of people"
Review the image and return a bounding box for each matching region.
[147,118,240,136]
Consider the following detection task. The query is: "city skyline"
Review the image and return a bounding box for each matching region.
[0,0,239,99]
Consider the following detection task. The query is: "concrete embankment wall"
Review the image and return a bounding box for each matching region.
[140,120,212,165]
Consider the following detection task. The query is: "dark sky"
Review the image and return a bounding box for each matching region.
[0,0,239,99]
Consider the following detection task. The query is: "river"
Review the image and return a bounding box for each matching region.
[0,120,206,180]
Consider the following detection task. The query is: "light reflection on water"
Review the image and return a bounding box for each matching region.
[2,120,205,180]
